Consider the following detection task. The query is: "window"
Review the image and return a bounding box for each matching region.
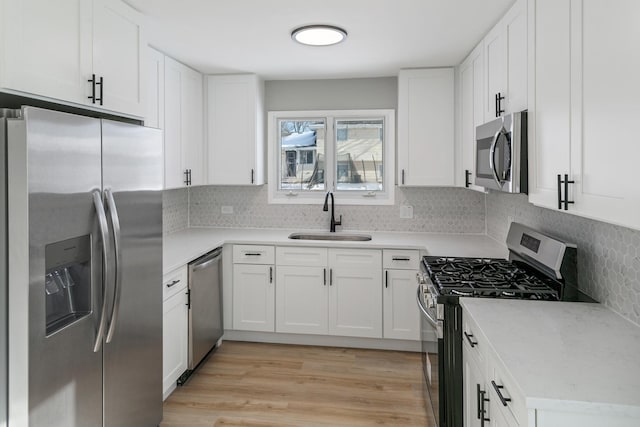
[268,109,395,205]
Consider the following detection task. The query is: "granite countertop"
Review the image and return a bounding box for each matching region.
[461,298,640,417]
[163,227,509,274]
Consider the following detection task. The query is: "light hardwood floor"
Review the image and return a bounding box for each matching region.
[161,341,435,426]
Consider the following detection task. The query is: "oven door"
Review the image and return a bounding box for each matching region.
[416,285,443,426]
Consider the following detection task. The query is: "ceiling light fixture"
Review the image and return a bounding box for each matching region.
[291,25,347,46]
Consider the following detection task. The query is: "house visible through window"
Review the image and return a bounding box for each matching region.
[268,109,395,205]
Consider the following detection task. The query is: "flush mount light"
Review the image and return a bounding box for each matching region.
[291,25,347,46]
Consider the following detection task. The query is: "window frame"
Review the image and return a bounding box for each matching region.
[267,109,395,205]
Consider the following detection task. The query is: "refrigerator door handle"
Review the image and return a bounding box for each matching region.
[92,190,111,353]
[104,189,122,344]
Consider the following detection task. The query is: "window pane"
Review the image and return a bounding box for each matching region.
[335,119,384,191]
[278,120,325,191]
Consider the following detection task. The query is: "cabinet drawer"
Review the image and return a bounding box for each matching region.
[233,245,275,264]
[276,246,328,267]
[383,249,419,270]
[163,265,188,301]
[462,311,487,372]
[489,359,526,426]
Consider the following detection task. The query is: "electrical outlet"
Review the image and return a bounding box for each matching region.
[221,206,233,214]
[400,205,414,219]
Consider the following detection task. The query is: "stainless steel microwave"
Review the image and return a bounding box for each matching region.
[475,111,527,193]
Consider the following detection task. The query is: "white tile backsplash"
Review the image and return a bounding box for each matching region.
[486,191,640,326]
[162,188,188,235]
[188,186,486,233]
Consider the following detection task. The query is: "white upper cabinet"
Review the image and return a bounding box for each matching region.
[206,74,265,186]
[528,0,640,231]
[144,47,165,129]
[164,56,204,189]
[483,0,527,121]
[91,0,144,116]
[457,41,485,191]
[397,68,455,187]
[0,0,144,117]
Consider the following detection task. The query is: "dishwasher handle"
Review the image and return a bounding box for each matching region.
[191,247,223,272]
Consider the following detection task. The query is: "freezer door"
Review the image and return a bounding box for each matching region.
[24,108,104,427]
[101,120,163,427]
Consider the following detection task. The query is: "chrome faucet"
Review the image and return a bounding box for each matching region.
[323,192,342,232]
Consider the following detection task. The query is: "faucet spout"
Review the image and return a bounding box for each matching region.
[323,192,342,232]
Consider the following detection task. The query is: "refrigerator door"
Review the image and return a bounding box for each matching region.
[24,108,104,426]
[1,118,8,427]
[101,120,163,427]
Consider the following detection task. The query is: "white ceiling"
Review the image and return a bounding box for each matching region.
[125,0,515,80]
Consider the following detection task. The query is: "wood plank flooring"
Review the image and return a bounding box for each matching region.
[161,341,435,426]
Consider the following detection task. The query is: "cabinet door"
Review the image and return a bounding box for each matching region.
[383,269,420,340]
[163,57,185,189]
[232,264,274,332]
[207,74,264,185]
[181,66,204,186]
[275,266,328,335]
[527,0,573,210]
[504,0,528,114]
[1,0,90,104]
[463,344,487,427]
[397,68,455,186]
[162,288,188,399]
[484,24,505,121]
[458,42,485,191]
[328,249,382,338]
[91,0,144,116]
[571,0,640,230]
[144,46,164,129]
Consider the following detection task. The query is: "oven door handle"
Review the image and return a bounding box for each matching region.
[489,127,505,187]
[416,285,439,330]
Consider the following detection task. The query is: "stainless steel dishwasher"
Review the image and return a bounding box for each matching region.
[186,247,223,373]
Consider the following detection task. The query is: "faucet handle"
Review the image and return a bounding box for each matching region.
[336,215,342,226]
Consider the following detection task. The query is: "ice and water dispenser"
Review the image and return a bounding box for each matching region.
[45,235,92,336]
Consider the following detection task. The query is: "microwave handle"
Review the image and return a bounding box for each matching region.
[489,128,504,187]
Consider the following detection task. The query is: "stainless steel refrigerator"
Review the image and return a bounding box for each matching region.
[1,106,163,427]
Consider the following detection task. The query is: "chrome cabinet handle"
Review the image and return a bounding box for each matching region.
[244,252,262,256]
[392,256,411,261]
[385,270,388,288]
[329,268,333,286]
[269,266,273,283]
[478,385,490,426]
[491,381,511,406]
[166,279,180,288]
[92,190,111,353]
[464,331,478,348]
[105,189,122,344]
[323,268,326,286]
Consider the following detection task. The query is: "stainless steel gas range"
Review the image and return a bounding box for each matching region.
[416,222,595,427]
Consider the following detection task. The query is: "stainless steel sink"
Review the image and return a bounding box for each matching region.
[288,232,372,241]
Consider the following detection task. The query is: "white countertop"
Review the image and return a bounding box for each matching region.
[461,298,640,417]
[163,227,508,274]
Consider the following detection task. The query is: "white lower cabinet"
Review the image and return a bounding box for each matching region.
[162,266,188,400]
[463,344,487,427]
[382,249,420,341]
[273,247,382,339]
[276,266,328,335]
[328,249,382,338]
[232,264,275,332]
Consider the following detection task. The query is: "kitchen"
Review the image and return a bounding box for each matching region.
[1,0,640,426]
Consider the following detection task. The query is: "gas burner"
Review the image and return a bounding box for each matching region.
[422,256,560,300]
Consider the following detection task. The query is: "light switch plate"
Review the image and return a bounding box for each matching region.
[221,206,233,214]
[400,205,413,219]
